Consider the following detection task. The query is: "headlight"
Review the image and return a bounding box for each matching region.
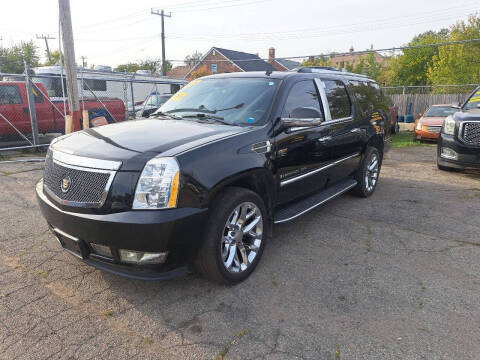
[443,116,456,135]
[132,157,180,209]
[416,122,422,131]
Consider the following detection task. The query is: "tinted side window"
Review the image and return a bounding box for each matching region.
[0,85,22,105]
[282,80,322,118]
[348,80,374,116]
[83,79,107,91]
[323,80,351,119]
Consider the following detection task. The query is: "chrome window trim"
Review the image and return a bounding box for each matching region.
[314,78,332,122]
[51,148,122,170]
[280,153,360,187]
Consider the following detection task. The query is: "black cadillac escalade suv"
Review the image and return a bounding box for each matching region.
[437,86,480,171]
[36,67,392,284]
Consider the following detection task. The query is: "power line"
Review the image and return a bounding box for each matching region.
[165,38,480,63]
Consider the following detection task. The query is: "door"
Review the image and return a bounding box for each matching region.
[0,84,29,136]
[275,79,332,205]
[315,78,363,183]
[32,85,53,133]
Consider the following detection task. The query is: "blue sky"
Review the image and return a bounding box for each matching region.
[0,0,478,67]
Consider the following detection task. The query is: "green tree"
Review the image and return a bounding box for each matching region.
[115,58,172,75]
[427,14,480,92]
[185,51,202,66]
[300,56,331,67]
[43,50,64,66]
[0,41,40,73]
[384,29,449,86]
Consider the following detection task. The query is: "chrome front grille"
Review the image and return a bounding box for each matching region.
[461,122,480,145]
[426,125,441,133]
[43,149,121,208]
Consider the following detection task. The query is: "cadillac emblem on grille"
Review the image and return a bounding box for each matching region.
[60,175,72,193]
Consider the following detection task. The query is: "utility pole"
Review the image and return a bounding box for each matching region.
[151,8,171,76]
[80,55,87,68]
[36,34,55,63]
[59,0,81,133]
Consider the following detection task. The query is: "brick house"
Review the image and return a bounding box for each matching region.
[327,46,385,70]
[167,65,193,79]
[267,47,300,71]
[185,47,275,80]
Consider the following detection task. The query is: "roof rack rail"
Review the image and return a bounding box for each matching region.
[291,66,369,78]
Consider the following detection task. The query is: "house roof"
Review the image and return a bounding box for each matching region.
[214,47,275,72]
[274,58,300,70]
[167,65,193,79]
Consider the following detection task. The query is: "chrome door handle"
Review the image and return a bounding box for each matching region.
[318,136,332,143]
[350,128,362,133]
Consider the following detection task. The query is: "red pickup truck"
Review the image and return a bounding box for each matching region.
[0,82,126,137]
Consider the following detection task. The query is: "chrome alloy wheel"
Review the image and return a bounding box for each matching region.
[221,202,263,273]
[365,152,379,192]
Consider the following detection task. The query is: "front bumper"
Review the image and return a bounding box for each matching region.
[437,134,480,170]
[36,180,208,280]
[414,128,441,141]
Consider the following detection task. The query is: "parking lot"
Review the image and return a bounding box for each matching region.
[0,144,479,360]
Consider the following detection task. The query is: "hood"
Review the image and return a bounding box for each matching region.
[51,118,249,171]
[419,116,446,125]
[455,109,480,121]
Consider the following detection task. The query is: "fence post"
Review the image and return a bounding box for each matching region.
[130,79,135,116]
[24,63,39,147]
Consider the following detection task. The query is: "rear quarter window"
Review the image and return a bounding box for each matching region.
[0,85,22,105]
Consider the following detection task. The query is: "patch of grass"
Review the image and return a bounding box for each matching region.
[334,345,341,359]
[102,309,114,317]
[391,133,430,148]
[418,280,426,291]
[417,326,426,331]
[418,301,424,309]
[237,329,250,338]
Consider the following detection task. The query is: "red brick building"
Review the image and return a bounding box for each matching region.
[185,47,275,80]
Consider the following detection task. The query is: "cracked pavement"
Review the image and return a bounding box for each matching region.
[1,145,479,359]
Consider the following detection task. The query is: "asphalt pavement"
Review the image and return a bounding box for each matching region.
[0,145,479,359]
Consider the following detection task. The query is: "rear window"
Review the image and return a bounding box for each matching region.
[83,79,107,92]
[348,81,379,116]
[322,80,351,119]
[0,85,22,105]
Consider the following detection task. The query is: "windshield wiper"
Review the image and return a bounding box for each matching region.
[150,111,183,120]
[167,103,244,115]
[181,113,234,126]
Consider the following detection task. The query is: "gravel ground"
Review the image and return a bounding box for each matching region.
[0,145,479,360]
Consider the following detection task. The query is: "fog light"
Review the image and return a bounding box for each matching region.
[119,249,168,264]
[441,147,457,160]
[90,243,112,258]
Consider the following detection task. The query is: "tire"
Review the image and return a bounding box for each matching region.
[352,146,381,198]
[195,186,268,284]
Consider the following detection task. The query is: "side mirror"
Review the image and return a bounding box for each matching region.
[280,107,324,129]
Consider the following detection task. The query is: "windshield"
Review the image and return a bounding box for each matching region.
[463,89,480,111]
[424,106,458,117]
[145,95,171,107]
[157,77,280,126]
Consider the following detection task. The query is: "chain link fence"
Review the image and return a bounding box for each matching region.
[0,65,186,151]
